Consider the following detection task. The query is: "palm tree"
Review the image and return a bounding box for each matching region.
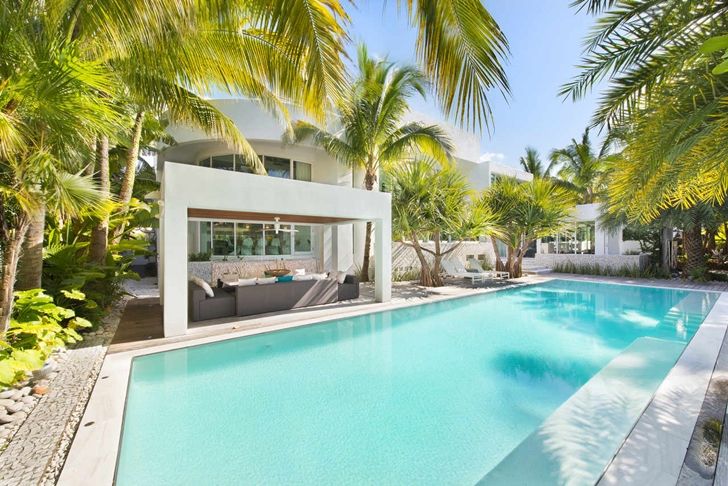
[389,158,492,286]
[478,177,574,278]
[549,129,613,204]
[289,44,455,281]
[519,147,548,177]
[563,0,728,220]
[0,3,114,331]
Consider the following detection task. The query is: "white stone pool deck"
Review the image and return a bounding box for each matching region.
[50,275,728,485]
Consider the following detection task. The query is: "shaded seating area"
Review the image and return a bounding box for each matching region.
[188,274,360,322]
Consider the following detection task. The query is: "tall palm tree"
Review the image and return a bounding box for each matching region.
[478,176,574,278]
[0,2,115,331]
[549,129,613,204]
[519,146,548,177]
[289,44,455,281]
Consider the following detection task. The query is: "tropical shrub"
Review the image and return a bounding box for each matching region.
[551,262,671,279]
[0,290,91,386]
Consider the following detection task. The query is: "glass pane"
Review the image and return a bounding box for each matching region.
[540,235,556,254]
[212,222,234,256]
[199,221,212,253]
[558,227,576,254]
[235,155,257,173]
[198,157,211,168]
[495,239,508,259]
[264,156,291,179]
[236,223,262,256]
[576,221,596,254]
[293,161,312,182]
[264,224,291,256]
[211,154,234,171]
[294,225,312,253]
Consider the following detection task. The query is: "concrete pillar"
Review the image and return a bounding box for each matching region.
[331,225,340,272]
[162,198,188,337]
[374,217,391,303]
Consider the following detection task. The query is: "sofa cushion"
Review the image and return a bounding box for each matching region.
[190,276,214,298]
[312,272,327,281]
[293,274,313,281]
[257,277,276,285]
[335,271,347,284]
[238,278,257,286]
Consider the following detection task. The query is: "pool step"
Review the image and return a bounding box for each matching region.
[521,265,553,275]
[476,337,685,486]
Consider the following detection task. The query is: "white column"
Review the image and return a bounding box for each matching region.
[374,217,391,303]
[162,201,188,337]
[331,225,340,272]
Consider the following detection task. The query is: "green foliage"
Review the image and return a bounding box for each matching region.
[700,34,728,75]
[0,290,90,386]
[189,251,212,262]
[551,262,671,279]
[689,267,709,282]
[392,267,421,282]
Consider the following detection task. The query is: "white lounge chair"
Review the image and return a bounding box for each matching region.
[467,257,510,279]
[440,260,486,284]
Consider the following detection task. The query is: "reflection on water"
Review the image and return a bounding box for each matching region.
[493,352,598,389]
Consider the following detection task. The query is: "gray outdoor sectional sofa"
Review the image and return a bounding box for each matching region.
[188,275,360,322]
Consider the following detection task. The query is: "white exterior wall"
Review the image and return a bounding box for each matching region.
[160,163,391,337]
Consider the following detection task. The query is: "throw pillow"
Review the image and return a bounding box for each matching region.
[312,272,328,281]
[277,275,294,282]
[190,276,214,298]
[336,271,347,284]
[238,278,257,287]
[293,274,314,281]
[294,269,306,276]
[256,277,277,285]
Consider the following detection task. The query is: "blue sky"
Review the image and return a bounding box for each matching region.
[345,1,603,169]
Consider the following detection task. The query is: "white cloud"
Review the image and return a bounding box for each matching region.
[479,152,506,164]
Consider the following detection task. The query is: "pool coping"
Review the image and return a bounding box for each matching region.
[56,276,728,485]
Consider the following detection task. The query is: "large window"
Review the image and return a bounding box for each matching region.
[189,221,314,258]
[264,156,291,178]
[198,154,314,182]
[541,221,596,254]
[295,225,312,252]
[293,161,312,182]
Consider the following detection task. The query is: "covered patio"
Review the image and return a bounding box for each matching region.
[159,162,392,337]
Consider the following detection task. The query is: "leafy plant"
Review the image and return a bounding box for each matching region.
[551,261,671,279]
[689,267,709,282]
[188,251,212,262]
[0,290,91,386]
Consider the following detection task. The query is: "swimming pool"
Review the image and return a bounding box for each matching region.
[116,280,718,485]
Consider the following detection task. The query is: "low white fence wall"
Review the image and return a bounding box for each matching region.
[534,253,649,271]
[392,240,496,273]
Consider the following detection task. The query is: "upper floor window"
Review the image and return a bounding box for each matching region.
[198,154,311,181]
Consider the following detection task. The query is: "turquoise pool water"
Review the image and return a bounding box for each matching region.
[116,280,718,485]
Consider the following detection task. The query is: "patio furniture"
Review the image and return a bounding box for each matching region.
[189,281,236,321]
[192,273,360,321]
[440,260,486,284]
[467,257,510,279]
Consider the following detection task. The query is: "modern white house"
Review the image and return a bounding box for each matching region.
[154,99,641,336]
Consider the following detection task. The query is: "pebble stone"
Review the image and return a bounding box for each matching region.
[20,386,31,396]
[0,408,6,418]
[0,390,14,399]
[0,414,15,424]
[5,402,23,414]
[0,429,9,439]
[20,396,35,405]
[9,390,22,401]
[0,398,14,407]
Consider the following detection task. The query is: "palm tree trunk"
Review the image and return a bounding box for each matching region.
[431,232,444,287]
[360,169,377,282]
[683,223,703,275]
[15,209,45,290]
[113,110,144,242]
[89,135,110,264]
[490,236,505,271]
[410,238,433,287]
[0,218,31,333]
